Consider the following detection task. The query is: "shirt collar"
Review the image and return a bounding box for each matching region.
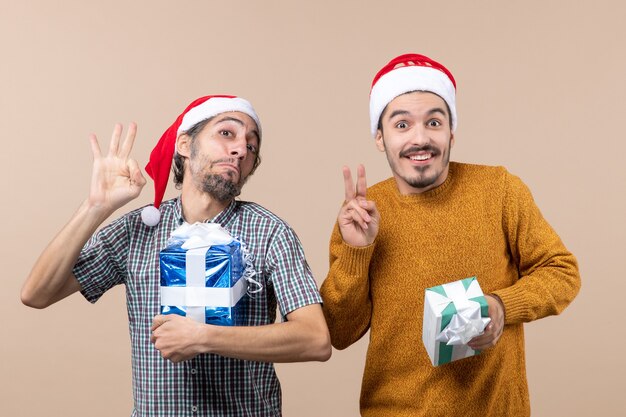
[175,196,238,227]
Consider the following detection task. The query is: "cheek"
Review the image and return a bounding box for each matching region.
[241,157,257,174]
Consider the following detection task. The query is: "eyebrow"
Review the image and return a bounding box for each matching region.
[215,116,261,142]
[387,107,448,120]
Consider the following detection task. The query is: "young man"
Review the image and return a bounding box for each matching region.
[22,95,331,417]
[320,54,580,416]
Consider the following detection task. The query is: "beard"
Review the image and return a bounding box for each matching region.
[405,144,450,189]
[199,172,242,202]
[189,143,245,202]
[385,139,452,191]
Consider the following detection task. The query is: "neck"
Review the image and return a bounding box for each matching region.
[180,180,231,223]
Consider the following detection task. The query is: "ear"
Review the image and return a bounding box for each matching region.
[375,130,385,152]
[176,133,192,158]
[450,131,455,148]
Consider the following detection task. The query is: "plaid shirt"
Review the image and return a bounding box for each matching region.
[74,197,322,417]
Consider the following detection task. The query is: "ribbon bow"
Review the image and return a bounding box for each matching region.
[436,306,491,345]
[170,222,234,249]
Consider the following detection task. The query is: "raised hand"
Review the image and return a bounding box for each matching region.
[88,123,146,214]
[338,164,380,247]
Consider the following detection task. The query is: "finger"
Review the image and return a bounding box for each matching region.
[127,158,147,188]
[89,133,102,159]
[358,199,379,217]
[119,122,137,159]
[348,200,372,223]
[108,123,123,156]
[356,164,368,198]
[343,166,355,201]
[470,332,501,350]
[341,202,371,230]
[344,200,372,223]
[151,314,169,331]
[468,335,491,350]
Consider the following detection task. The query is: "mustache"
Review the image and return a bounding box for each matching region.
[209,158,239,169]
[399,145,441,158]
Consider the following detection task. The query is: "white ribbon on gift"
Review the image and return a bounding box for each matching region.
[428,279,491,346]
[161,222,259,323]
[170,222,234,249]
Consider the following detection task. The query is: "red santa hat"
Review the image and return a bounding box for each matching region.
[141,95,261,226]
[369,53,457,137]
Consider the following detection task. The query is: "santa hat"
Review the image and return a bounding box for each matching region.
[141,95,261,226]
[369,53,457,137]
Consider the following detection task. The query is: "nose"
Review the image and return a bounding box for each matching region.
[229,136,248,160]
[412,125,430,147]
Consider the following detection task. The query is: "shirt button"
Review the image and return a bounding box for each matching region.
[191,405,198,412]
[190,368,197,374]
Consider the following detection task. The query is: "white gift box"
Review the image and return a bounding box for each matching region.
[422,277,491,366]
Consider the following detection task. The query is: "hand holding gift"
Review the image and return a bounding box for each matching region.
[150,314,206,363]
[423,277,495,366]
[467,294,505,351]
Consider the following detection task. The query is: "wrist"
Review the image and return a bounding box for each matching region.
[488,293,506,320]
[195,323,215,355]
[80,199,116,223]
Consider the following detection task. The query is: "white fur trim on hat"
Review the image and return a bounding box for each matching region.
[177,97,262,137]
[369,65,457,137]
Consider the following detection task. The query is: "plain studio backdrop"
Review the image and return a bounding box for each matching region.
[1,1,624,416]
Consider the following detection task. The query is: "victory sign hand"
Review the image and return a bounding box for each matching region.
[88,123,146,214]
[338,164,380,247]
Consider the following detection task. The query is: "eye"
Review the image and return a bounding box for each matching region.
[427,119,442,127]
[246,143,258,154]
[219,130,233,137]
[395,121,409,129]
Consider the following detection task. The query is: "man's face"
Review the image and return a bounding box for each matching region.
[178,112,260,201]
[375,91,454,195]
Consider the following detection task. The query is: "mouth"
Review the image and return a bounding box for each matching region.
[404,150,437,165]
[212,160,240,175]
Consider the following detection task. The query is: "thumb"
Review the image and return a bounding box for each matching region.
[128,159,147,188]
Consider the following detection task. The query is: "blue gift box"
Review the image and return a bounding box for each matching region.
[159,235,247,326]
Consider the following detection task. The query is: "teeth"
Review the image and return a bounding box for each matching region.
[410,154,431,161]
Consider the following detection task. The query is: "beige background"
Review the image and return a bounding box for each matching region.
[1,1,624,416]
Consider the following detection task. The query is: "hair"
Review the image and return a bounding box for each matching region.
[376,90,453,134]
[172,116,262,188]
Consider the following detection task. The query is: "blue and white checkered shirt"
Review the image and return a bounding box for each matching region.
[74,197,322,417]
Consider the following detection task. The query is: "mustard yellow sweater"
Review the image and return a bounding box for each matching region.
[321,162,580,417]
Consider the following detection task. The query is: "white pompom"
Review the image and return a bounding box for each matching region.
[141,206,161,226]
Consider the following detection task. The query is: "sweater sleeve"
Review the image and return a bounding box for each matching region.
[492,172,581,324]
[320,223,375,350]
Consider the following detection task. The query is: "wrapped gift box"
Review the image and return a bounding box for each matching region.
[422,277,491,366]
[159,223,248,326]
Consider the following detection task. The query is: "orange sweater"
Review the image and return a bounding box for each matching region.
[321,162,580,417]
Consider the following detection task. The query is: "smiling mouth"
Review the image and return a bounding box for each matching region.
[408,153,433,161]
[404,151,439,164]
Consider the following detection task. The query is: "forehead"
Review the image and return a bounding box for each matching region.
[211,111,258,129]
[386,91,448,114]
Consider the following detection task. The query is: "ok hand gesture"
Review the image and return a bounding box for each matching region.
[87,123,146,214]
[338,164,380,247]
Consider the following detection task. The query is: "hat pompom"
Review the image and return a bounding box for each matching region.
[141,205,161,226]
